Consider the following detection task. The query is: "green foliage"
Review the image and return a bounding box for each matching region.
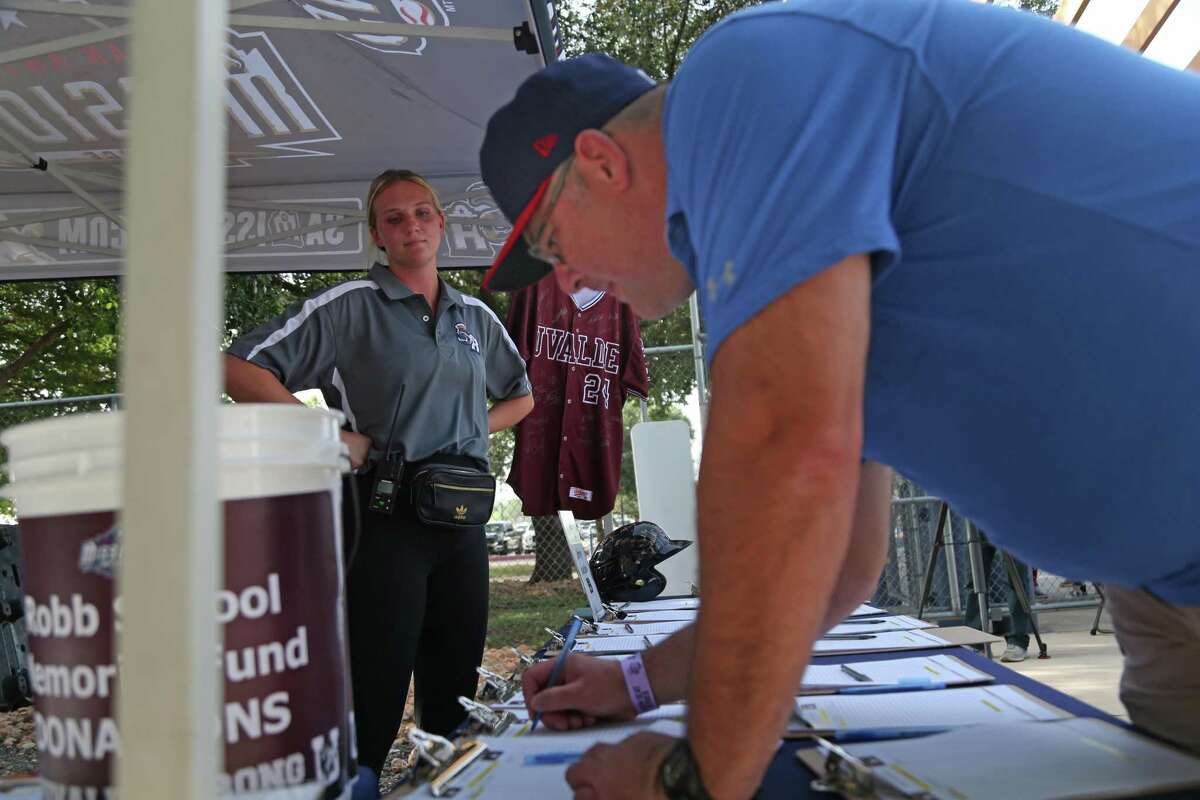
[557,0,765,81]
[0,279,121,403]
[1007,0,1060,16]
[485,579,587,649]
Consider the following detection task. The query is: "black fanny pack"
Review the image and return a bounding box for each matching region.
[408,462,496,530]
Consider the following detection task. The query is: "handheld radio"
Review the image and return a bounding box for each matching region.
[368,385,406,515]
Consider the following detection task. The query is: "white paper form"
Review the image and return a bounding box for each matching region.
[587,620,691,637]
[612,599,881,616]
[572,633,670,654]
[825,615,933,636]
[618,597,700,612]
[499,703,688,725]
[837,717,1200,800]
[848,603,885,617]
[812,627,951,654]
[614,609,699,622]
[793,685,1067,733]
[800,655,993,691]
[440,720,686,799]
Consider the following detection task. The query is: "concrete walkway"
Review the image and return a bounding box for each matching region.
[994,606,1127,719]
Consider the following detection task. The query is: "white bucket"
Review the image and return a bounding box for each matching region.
[0,404,358,799]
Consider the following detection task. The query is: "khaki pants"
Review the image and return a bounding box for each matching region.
[1106,584,1200,754]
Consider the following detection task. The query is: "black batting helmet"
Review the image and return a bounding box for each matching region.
[589,521,691,603]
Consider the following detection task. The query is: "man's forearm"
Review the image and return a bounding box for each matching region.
[687,439,858,798]
[820,462,893,631]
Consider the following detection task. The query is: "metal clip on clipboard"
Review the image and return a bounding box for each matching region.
[572,614,599,635]
[457,696,520,736]
[601,602,625,621]
[808,737,935,800]
[406,727,490,798]
[543,627,566,650]
[512,647,535,668]
[476,666,519,703]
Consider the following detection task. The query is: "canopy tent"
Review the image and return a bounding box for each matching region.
[1,3,561,795]
[0,0,559,280]
[1057,0,1200,71]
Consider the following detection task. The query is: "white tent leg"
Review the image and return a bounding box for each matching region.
[118,0,228,796]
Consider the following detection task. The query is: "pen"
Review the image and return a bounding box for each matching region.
[839,664,872,682]
[837,619,886,625]
[820,633,877,640]
[831,725,956,743]
[838,682,947,695]
[531,617,583,732]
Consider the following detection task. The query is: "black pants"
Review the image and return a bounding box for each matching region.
[342,469,489,773]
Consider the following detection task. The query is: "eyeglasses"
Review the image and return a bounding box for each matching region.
[524,155,574,266]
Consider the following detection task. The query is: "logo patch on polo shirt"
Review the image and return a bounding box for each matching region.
[455,322,480,353]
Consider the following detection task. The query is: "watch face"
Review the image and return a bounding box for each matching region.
[664,748,685,783]
[660,740,694,796]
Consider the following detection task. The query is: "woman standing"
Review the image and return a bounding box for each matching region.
[225,170,533,787]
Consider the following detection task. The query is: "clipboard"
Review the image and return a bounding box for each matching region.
[796,654,995,695]
[812,626,1002,657]
[796,717,1200,800]
[788,684,1068,739]
[559,510,608,621]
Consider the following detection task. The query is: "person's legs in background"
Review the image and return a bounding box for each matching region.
[343,477,430,776]
[412,525,490,736]
[1106,584,1200,755]
[963,537,997,632]
[1000,554,1034,661]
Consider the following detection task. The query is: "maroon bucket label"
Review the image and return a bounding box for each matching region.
[19,490,355,798]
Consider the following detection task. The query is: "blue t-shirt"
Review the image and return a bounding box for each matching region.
[663,0,1200,604]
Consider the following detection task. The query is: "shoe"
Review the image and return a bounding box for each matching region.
[1000,643,1027,663]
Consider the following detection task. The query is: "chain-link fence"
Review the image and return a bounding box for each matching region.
[877,477,1102,623]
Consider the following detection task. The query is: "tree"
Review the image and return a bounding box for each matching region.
[1004,0,1060,16]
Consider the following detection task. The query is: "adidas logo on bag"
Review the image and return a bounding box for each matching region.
[454,505,468,521]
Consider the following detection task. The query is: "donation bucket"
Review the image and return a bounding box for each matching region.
[0,404,357,798]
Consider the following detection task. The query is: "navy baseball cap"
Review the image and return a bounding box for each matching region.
[480,54,656,291]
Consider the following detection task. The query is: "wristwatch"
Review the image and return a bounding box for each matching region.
[659,738,713,800]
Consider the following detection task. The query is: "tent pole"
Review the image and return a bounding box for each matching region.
[118,0,228,796]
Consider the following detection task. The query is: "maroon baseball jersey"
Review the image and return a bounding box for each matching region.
[506,278,648,519]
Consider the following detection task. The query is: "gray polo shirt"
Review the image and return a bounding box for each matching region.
[228,264,530,468]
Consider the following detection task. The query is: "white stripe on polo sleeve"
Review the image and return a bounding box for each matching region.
[246,280,376,362]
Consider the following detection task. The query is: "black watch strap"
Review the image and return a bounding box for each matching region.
[659,738,713,800]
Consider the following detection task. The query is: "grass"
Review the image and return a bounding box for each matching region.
[486,579,587,650]
[488,560,536,581]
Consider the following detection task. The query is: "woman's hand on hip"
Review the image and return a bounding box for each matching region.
[340,430,372,471]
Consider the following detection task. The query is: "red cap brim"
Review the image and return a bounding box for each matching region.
[483,177,554,292]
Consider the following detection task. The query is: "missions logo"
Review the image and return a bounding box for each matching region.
[441,181,510,262]
[298,0,454,56]
[78,525,121,581]
[0,25,339,172]
[455,323,480,353]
